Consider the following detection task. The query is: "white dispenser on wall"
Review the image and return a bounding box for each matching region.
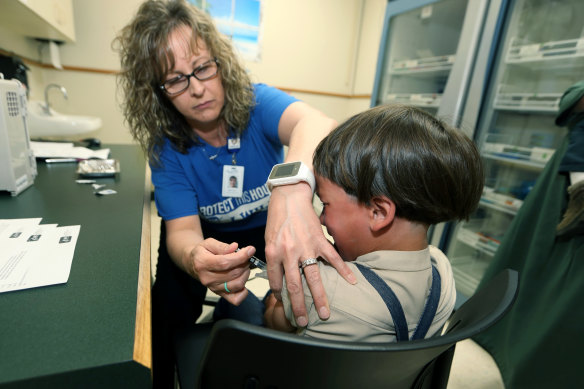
[0,77,37,196]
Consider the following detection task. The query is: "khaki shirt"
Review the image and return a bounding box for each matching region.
[282,246,456,343]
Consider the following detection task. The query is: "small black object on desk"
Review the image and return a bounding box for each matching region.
[80,137,101,148]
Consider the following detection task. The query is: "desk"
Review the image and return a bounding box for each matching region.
[0,145,152,388]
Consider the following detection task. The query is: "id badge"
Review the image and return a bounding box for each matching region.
[227,137,241,151]
[222,165,244,198]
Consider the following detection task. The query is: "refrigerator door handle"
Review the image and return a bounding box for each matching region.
[459,0,507,139]
[437,0,490,128]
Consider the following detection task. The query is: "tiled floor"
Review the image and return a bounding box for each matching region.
[150,202,504,388]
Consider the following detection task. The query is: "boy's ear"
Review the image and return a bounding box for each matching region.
[369,196,396,232]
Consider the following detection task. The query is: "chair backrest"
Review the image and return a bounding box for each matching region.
[191,269,518,389]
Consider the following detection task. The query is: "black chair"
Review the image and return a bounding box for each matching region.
[174,269,518,389]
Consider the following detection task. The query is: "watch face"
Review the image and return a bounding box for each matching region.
[269,162,300,179]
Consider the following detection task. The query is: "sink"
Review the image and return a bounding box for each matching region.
[26,100,102,137]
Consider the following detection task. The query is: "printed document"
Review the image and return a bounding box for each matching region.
[0,218,80,293]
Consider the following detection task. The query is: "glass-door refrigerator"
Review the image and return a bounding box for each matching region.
[371,0,490,124]
[371,0,493,282]
[436,0,584,300]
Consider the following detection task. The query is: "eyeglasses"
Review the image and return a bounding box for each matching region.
[159,58,220,95]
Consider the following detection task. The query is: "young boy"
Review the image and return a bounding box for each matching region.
[263,104,484,342]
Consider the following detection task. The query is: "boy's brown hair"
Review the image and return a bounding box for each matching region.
[313,104,484,225]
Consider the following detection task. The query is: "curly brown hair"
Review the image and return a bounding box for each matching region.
[113,0,254,165]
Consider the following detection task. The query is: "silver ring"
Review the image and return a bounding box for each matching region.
[301,258,318,268]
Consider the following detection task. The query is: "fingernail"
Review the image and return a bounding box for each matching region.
[247,246,256,256]
[348,273,357,284]
[319,306,330,319]
[297,315,308,327]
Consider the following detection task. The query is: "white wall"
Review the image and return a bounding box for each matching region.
[0,0,386,144]
[34,0,144,144]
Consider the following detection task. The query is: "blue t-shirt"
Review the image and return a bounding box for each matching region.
[151,83,299,232]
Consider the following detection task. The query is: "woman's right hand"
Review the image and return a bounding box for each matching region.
[187,238,254,305]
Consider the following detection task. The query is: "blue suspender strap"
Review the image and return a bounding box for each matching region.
[354,263,409,341]
[354,262,441,341]
[411,265,441,340]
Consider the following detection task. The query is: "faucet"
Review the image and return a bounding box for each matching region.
[43,84,68,115]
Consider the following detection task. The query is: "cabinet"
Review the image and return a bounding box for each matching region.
[0,0,76,43]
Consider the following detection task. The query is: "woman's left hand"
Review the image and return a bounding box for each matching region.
[264,183,356,327]
[267,100,355,326]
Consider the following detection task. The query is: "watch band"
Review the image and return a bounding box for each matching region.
[266,161,315,193]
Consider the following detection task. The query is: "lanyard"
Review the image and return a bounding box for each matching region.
[227,136,239,165]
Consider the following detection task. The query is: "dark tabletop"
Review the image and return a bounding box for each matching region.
[0,144,151,389]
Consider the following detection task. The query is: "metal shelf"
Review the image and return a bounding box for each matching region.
[482,142,554,164]
[505,37,584,70]
[479,198,520,216]
[493,92,561,112]
[456,227,499,257]
[482,152,548,170]
[389,54,455,75]
[450,256,490,298]
[382,93,441,107]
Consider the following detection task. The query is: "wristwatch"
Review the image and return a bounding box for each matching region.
[266,161,315,193]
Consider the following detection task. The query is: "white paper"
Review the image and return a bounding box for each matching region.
[30,141,110,160]
[0,219,80,293]
[0,218,43,241]
[0,218,42,254]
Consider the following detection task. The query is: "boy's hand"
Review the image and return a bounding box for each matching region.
[264,292,295,332]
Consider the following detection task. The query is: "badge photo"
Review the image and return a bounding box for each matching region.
[222,165,244,198]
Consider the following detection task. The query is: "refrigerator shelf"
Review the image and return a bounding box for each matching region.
[389,55,455,74]
[456,227,499,256]
[452,269,478,298]
[479,197,520,215]
[482,143,554,164]
[506,37,584,62]
[505,37,584,70]
[482,152,548,170]
[493,92,561,112]
[451,258,489,297]
[383,93,441,107]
